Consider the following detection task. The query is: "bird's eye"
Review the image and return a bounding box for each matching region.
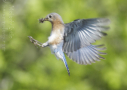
[49,15,52,18]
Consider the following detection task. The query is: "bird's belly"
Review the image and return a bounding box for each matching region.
[49,42,64,60]
[50,45,57,54]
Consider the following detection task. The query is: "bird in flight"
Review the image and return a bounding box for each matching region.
[38,13,110,76]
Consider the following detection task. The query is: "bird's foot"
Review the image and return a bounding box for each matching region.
[28,36,43,47]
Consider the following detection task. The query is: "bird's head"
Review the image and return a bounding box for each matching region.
[39,13,64,24]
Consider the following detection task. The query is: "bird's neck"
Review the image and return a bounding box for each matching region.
[52,21,64,32]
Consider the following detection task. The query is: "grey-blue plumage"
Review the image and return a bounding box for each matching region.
[63,18,110,52]
[65,45,106,65]
[62,18,110,65]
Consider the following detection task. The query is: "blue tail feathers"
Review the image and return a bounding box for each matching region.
[63,56,70,76]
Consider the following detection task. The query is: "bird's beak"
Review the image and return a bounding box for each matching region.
[44,17,48,21]
[39,17,48,23]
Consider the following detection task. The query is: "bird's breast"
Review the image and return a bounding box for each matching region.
[48,30,63,45]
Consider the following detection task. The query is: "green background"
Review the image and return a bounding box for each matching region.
[0,0,127,90]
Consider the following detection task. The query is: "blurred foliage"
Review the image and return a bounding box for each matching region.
[0,0,127,90]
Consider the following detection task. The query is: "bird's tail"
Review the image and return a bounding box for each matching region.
[63,56,70,76]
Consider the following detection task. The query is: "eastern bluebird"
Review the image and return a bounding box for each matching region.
[39,13,110,76]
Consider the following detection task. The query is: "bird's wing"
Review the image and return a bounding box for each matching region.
[63,18,110,53]
[65,45,106,65]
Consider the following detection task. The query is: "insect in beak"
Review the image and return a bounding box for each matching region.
[39,17,48,23]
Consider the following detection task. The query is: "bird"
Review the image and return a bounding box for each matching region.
[39,13,110,76]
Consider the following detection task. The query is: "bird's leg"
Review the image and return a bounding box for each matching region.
[42,41,49,47]
[28,36,49,48]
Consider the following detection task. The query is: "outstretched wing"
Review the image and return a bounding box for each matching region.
[63,18,110,53]
[65,45,106,65]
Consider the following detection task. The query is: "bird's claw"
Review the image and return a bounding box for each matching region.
[28,36,42,47]
[28,36,36,44]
